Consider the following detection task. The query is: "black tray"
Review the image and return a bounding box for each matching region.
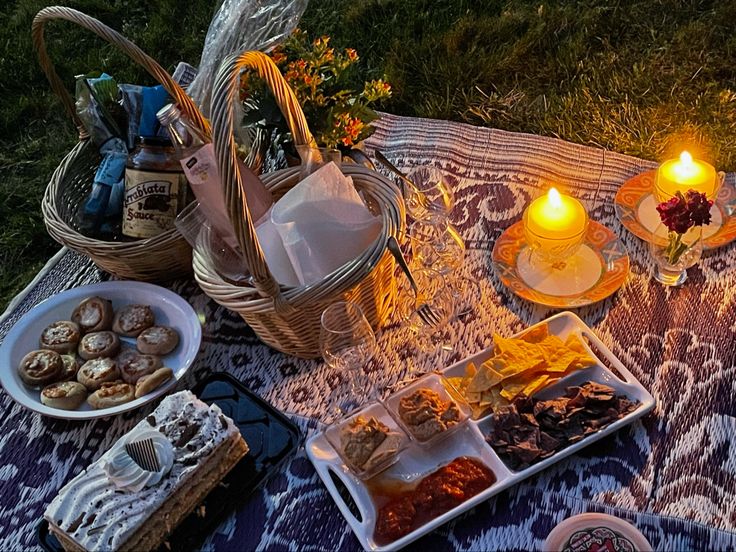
[37,372,301,551]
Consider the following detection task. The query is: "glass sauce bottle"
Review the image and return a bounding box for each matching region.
[122,137,188,239]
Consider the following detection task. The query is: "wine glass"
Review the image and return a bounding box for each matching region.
[404,165,455,221]
[396,268,455,362]
[319,301,377,423]
[407,219,481,317]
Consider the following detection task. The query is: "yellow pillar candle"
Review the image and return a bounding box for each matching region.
[654,151,718,202]
[523,188,588,260]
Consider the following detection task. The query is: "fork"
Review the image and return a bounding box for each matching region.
[374,151,430,210]
[386,236,442,327]
[125,438,160,472]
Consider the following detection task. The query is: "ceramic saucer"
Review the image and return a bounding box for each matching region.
[615,170,736,250]
[492,220,629,308]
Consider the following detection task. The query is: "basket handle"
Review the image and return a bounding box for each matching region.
[31,6,210,141]
[211,51,316,306]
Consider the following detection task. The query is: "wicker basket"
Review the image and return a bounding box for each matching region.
[193,51,404,358]
[32,7,210,281]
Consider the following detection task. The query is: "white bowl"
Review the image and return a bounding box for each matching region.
[0,281,202,420]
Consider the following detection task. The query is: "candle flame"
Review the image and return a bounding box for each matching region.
[548,187,562,209]
[680,151,693,166]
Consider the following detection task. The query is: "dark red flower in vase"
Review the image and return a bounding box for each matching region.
[656,193,693,234]
[685,189,713,226]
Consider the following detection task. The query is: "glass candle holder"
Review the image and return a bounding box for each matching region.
[653,151,720,203]
[522,188,589,267]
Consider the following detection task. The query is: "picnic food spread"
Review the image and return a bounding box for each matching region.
[44,391,249,551]
[15,296,177,411]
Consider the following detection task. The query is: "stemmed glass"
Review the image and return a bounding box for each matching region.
[319,301,377,423]
[404,165,455,221]
[407,219,481,317]
[395,267,455,364]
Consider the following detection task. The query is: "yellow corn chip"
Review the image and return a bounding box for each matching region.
[467,361,506,392]
[499,378,529,401]
[465,361,478,378]
[446,376,465,394]
[522,374,550,397]
[519,324,549,343]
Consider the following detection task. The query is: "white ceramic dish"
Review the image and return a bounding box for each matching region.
[306,311,656,551]
[0,281,202,420]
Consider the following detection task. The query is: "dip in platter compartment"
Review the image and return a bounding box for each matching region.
[369,456,497,546]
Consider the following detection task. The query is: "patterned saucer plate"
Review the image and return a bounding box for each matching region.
[615,170,736,250]
[492,221,629,308]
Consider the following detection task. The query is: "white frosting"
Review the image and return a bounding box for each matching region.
[79,302,101,326]
[44,391,243,551]
[103,428,175,492]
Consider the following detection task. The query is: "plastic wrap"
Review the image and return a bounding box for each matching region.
[188,0,308,117]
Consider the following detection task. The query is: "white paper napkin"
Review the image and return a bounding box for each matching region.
[257,162,381,287]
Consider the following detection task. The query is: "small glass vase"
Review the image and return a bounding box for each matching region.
[649,225,703,286]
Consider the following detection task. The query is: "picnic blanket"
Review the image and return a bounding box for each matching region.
[1,113,735,551]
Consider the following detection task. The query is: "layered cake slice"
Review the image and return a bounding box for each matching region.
[45,390,248,551]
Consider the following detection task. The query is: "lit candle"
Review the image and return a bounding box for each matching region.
[523,188,588,260]
[654,151,718,202]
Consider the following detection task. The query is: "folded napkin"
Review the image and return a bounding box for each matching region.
[256,162,381,287]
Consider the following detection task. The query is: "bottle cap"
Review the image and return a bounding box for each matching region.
[156,103,181,127]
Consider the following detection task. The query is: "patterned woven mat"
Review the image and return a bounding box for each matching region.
[1,113,736,551]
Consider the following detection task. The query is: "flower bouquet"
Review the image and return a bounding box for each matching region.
[650,189,713,286]
[240,30,392,170]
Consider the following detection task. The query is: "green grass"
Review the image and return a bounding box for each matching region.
[2,0,735,309]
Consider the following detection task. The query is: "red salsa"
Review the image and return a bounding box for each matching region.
[370,456,496,545]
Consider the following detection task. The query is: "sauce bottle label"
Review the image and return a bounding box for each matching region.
[122,169,185,238]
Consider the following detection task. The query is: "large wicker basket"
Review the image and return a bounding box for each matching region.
[193,51,404,358]
[32,7,210,281]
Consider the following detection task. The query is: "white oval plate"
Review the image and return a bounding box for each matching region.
[0,281,202,420]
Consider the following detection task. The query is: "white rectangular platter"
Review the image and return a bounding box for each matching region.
[306,311,656,551]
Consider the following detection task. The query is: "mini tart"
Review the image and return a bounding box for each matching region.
[71,296,114,333]
[39,321,81,354]
[77,357,120,391]
[134,367,174,398]
[117,348,163,384]
[59,354,80,381]
[136,326,179,355]
[78,331,120,360]
[41,381,88,410]
[88,381,135,409]
[18,350,63,388]
[112,305,155,337]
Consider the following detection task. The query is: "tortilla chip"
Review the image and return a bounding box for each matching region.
[520,324,549,343]
[522,374,550,397]
[499,378,529,401]
[467,361,506,392]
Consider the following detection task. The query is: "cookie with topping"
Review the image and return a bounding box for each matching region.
[136,326,179,355]
[18,349,63,388]
[71,296,114,334]
[78,331,121,360]
[117,348,163,384]
[77,357,120,391]
[88,381,135,409]
[39,321,81,354]
[41,381,88,410]
[58,354,80,381]
[113,305,155,337]
[134,367,174,398]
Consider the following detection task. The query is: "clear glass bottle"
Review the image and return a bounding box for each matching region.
[122,137,188,239]
[157,104,273,249]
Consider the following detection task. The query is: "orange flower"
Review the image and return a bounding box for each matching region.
[346,48,358,62]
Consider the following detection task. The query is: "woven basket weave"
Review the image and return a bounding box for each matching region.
[32,7,210,281]
[193,51,404,358]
